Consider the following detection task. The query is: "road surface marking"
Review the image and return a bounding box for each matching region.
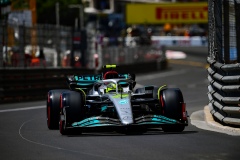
[0,106,45,113]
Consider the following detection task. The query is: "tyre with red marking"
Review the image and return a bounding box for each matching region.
[59,90,85,135]
[160,88,186,132]
[47,89,68,130]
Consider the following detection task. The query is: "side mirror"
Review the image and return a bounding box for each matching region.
[129,73,136,81]
[94,83,101,91]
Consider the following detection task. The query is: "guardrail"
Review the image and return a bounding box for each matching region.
[0,60,167,104]
[0,68,95,103]
[207,57,240,126]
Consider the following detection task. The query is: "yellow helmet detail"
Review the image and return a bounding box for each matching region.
[106,83,116,93]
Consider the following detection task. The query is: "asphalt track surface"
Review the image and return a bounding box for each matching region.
[1,52,240,160]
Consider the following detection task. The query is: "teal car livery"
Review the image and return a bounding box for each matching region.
[47,65,188,135]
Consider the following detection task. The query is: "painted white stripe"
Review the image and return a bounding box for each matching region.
[0,105,45,113]
[18,119,121,159]
[166,50,187,59]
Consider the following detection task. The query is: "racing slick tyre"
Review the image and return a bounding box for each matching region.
[160,88,185,132]
[59,91,85,135]
[47,89,69,130]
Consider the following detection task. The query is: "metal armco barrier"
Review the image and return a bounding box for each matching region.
[0,61,167,104]
[207,57,240,126]
[0,68,95,103]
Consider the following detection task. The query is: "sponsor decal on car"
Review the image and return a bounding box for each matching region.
[119,99,128,104]
[74,75,102,81]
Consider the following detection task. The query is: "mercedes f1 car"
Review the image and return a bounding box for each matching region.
[47,65,188,135]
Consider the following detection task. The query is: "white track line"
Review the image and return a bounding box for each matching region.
[19,118,121,159]
[0,105,45,113]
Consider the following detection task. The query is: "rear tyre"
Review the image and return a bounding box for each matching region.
[59,91,85,135]
[134,87,144,94]
[160,88,185,132]
[47,89,68,129]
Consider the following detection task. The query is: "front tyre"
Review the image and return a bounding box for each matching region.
[47,89,68,129]
[160,88,186,132]
[59,91,85,135]
[59,106,69,135]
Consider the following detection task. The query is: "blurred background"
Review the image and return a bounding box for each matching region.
[0,0,208,69]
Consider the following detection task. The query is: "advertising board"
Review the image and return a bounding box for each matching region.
[126,2,208,24]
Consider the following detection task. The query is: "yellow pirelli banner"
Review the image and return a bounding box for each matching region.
[126,2,208,24]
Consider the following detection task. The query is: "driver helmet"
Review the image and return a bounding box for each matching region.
[106,83,117,93]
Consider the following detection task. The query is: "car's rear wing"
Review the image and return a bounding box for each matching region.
[66,73,135,91]
[66,74,102,90]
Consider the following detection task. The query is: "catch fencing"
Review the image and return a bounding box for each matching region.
[207,0,240,127]
[0,23,73,68]
[0,22,166,69]
[100,46,165,67]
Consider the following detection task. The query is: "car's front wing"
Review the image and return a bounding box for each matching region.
[71,114,187,128]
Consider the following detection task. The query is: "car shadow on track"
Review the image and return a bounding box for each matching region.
[65,129,198,137]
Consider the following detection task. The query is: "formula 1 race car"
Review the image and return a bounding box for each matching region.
[47,65,188,135]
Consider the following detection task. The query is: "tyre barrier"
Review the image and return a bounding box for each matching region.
[207,57,240,127]
[0,60,167,104]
